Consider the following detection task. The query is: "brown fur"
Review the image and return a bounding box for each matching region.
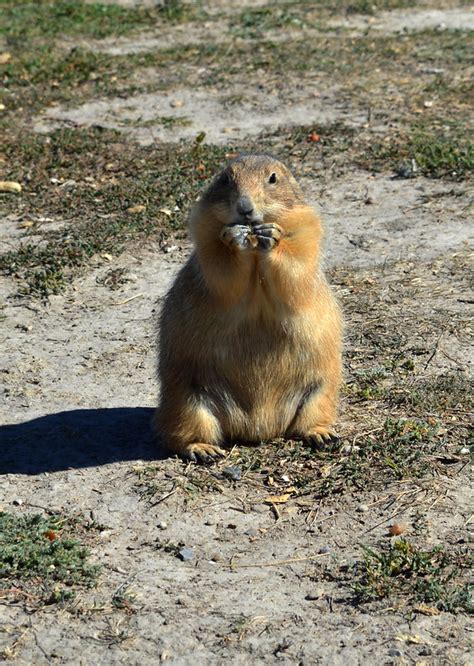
[154,154,343,461]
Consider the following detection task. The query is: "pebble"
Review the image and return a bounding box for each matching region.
[357,503,369,513]
[388,648,403,658]
[158,521,168,530]
[319,545,331,554]
[305,588,324,601]
[394,162,416,179]
[12,498,23,506]
[177,547,194,562]
[460,447,470,455]
[222,466,242,481]
[341,444,360,455]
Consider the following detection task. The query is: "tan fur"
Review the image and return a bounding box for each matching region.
[154,154,343,460]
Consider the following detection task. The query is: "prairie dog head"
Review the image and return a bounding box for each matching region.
[197,154,305,226]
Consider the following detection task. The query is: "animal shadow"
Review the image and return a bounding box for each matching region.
[0,407,166,475]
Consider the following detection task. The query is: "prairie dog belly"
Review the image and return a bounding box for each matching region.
[202,314,322,441]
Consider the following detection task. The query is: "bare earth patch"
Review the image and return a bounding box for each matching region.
[34,86,366,145]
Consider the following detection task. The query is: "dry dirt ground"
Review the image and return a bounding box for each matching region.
[0,1,473,664]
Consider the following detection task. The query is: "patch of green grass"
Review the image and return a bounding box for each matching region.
[156,0,199,23]
[233,0,413,32]
[318,417,441,495]
[338,0,412,14]
[352,539,473,613]
[276,121,473,180]
[231,6,316,37]
[0,127,231,297]
[3,27,472,115]
[360,126,474,179]
[390,374,473,414]
[0,0,200,43]
[155,115,193,129]
[183,417,446,502]
[0,512,100,607]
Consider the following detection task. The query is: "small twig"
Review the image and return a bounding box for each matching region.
[360,508,407,536]
[229,552,330,570]
[440,349,465,368]
[149,487,178,507]
[24,502,58,515]
[351,426,383,445]
[270,502,281,521]
[424,332,443,369]
[401,202,431,214]
[113,293,144,306]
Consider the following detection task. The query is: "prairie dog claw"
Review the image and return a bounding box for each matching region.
[182,442,226,463]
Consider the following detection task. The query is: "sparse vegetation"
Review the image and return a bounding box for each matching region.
[351,539,473,613]
[0,128,230,297]
[0,0,197,42]
[0,512,100,607]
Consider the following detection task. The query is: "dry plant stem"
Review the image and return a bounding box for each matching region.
[229,552,330,570]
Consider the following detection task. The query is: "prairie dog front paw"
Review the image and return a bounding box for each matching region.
[249,223,283,251]
[220,224,252,250]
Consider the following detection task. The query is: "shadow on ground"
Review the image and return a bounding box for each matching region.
[0,407,166,474]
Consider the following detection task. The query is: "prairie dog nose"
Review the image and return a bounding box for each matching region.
[236,195,254,217]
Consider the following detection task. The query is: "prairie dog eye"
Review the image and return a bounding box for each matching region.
[268,172,277,184]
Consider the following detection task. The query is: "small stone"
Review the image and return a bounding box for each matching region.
[305,588,323,601]
[177,547,193,562]
[12,498,23,506]
[357,503,369,513]
[394,163,414,179]
[319,545,331,554]
[281,474,290,482]
[341,444,360,455]
[460,447,470,455]
[388,648,403,657]
[158,521,168,530]
[222,466,242,481]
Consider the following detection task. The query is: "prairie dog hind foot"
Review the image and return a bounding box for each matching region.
[179,442,226,463]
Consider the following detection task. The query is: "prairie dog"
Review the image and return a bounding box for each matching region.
[154,154,342,462]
